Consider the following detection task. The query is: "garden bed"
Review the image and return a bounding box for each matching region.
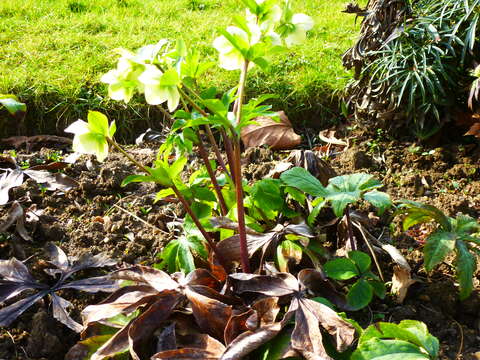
[0,125,478,359]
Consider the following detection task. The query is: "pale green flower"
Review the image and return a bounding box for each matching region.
[246,0,282,33]
[138,65,181,112]
[283,13,314,47]
[101,56,145,103]
[213,25,261,70]
[65,111,116,162]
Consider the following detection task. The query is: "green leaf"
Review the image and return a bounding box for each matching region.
[456,241,476,300]
[323,258,359,280]
[347,279,373,310]
[191,186,216,202]
[121,174,155,187]
[87,111,110,136]
[348,251,371,274]
[250,179,284,212]
[0,94,26,116]
[284,186,306,205]
[397,320,440,357]
[352,338,430,360]
[364,190,392,215]
[327,191,360,217]
[398,200,451,231]
[160,68,181,86]
[67,335,116,360]
[280,167,327,197]
[276,240,303,272]
[155,188,176,202]
[158,236,199,273]
[170,156,188,179]
[369,280,386,299]
[424,230,456,271]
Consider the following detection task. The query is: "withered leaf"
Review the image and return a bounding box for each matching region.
[222,322,285,360]
[1,135,72,150]
[224,309,254,344]
[391,265,416,304]
[28,161,70,171]
[0,201,32,241]
[230,272,298,297]
[241,111,301,150]
[465,121,480,138]
[0,169,23,205]
[128,291,182,360]
[23,169,78,191]
[318,129,348,146]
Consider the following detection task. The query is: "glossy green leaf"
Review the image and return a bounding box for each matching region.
[250,179,284,211]
[121,174,155,187]
[364,190,392,215]
[424,230,456,271]
[398,200,451,231]
[352,338,430,360]
[348,251,371,274]
[347,279,373,310]
[280,167,327,197]
[323,258,359,280]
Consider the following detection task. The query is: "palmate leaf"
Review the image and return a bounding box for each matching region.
[250,178,284,212]
[0,244,117,331]
[158,236,207,274]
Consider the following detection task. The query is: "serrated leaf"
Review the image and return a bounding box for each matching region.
[324,258,359,280]
[352,338,430,360]
[250,179,284,212]
[455,241,476,300]
[424,230,456,271]
[364,190,392,215]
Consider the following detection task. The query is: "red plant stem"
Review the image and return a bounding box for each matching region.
[222,128,236,184]
[233,59,250,273]
[171,184,227,269]
[233,139,250,273]
[345,205,356,251]
[197,138,228,216]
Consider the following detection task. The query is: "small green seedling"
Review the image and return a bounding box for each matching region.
[352,320,439,359]
[398,200,480,300]
[323,251,385,310]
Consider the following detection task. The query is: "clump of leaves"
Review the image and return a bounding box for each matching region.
[0,243,117,332]
[281,168,391,221]
[68,266,356,360]
[323,251,386,310]
[398,200,480,300]
[352,320,439,359]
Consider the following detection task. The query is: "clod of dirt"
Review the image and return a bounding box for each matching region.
[26,309,66,359]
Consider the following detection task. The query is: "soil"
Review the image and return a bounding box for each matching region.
[0,125,479,360]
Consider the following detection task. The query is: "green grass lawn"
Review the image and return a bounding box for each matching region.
[0,0,364,138]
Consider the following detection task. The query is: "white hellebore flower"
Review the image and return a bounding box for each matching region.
[283,13,314,47]
[101,55,145,103]
[213,25,261,71]
[65,111,116,163]
[138,65,181,112]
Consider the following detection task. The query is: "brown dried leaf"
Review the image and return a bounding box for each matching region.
[128,291,182,360]
[224,309,254,344]
[246,297,280,329]
[23,169,78,191]
[229,272,298,297]
[241,111,301,150]
[28,161,70,171]
[465,122,480,138]
[1,135,72,150]
[216,232,276,267]
[318,130,348,146]
[0,169,23,205]
[152,334,225,359]
[0,201,32,241]
[222,322,285,360]
[184,286,233,340]
[391,265,416,304]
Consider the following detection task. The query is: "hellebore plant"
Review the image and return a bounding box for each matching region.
[66,0,314,274]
